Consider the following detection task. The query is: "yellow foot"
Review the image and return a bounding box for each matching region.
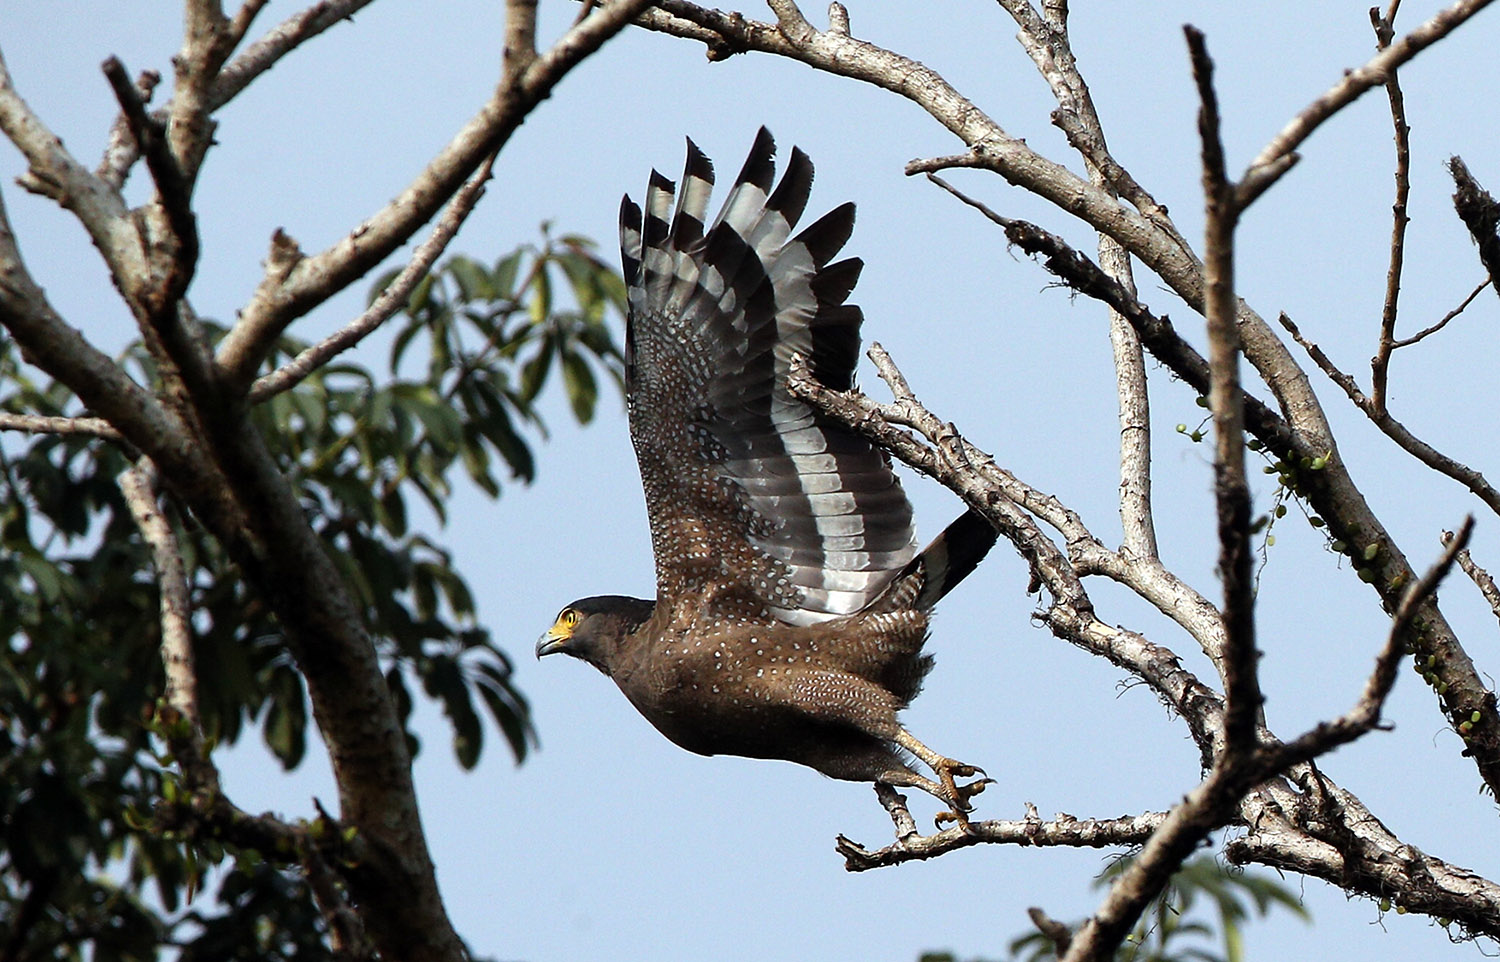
[934,758,989,814]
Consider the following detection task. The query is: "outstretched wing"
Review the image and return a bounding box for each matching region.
[620,128,917,626]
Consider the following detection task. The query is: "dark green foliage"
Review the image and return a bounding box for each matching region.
[0,228,625,960]
[924,855,1309,962]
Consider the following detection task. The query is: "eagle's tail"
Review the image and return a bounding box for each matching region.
[910,508,997,611]
[866,508,996,614]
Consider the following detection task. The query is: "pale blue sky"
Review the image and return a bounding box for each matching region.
[4,2,1500,959]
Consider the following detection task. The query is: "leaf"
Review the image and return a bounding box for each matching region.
[560,350,599,424]
[445,254,497,302]
[390,313,427,372]
[366,266,402,306]
[475,660,534,763]
[426,656,482,769]
[492,249,525,298]
[555,250,605,320]
[376,484,408,538]
[518,337,556,403]
[262,666,307,770]
[406,272,436,315]
[528,261,552,325]
[18,552,66,604]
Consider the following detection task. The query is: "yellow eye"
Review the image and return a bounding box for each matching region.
[562,608,580,628]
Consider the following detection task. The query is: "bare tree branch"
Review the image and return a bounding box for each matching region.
[1243,0,1494,192]
[95,69,160,190]
[926,180,1500,792]
[837,810,1167,873]
[0,190,222,500]
[1279,311,1500,516]
[1056,35,1264,961]
[248,150,499,403]
[215,0,658,394]
[990,0,1161,559]
[119,461,218,792]
[1186,27,1259,762]
[789,341,1500,932]
[504,0,540,80]
[1269,517,1472,767]
[212,0,380,110]
[1028,906,1074,959]
[1444,529,1500,625]
[1390,277,1488,348]
[1368,1,1411,414]
[0,48,148,283]
[0,412,121,440]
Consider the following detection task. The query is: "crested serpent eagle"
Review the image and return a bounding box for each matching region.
[537,129,997,830]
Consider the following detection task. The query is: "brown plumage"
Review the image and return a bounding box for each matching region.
[537,130,996,829]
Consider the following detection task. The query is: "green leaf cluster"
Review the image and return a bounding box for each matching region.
[0,227,625,959]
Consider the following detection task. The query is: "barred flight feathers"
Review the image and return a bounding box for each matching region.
[541,130,997,832]
[621,127,917,625]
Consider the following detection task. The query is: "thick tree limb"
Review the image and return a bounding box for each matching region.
[119,462,218,792]
[1187,27,1259,762]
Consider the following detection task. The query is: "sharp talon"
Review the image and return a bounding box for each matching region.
[935,807,975,832]
[957,778,993,803]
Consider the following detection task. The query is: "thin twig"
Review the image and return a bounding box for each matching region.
[1369,1,1411,414]
[1279,311,1500,516]
[1390,278,1488,347]
[835,810,1167,872]
[1443,529,1500,624]
[248,151,499,403]
[1269,517,1473,767]
[1242,0,1494,196]
[212,0,380,110]
[94,69,161,190]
